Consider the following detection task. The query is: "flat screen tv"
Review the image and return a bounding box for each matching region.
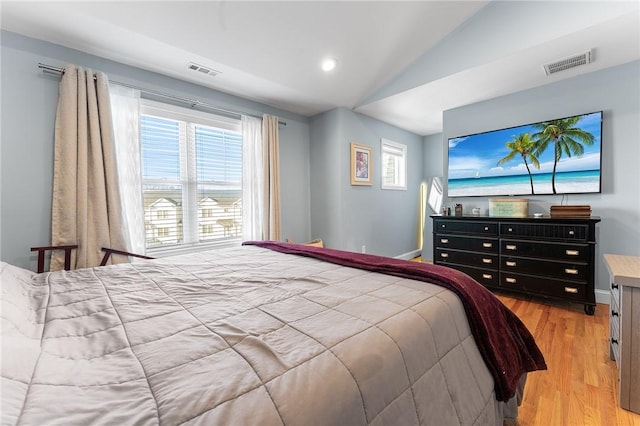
[447,111,602,197]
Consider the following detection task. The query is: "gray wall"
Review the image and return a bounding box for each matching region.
[1,31,312,269]
[422,60,640,298]
[310,107,424,258]
[422,133,445,262]
[1,30,425,270]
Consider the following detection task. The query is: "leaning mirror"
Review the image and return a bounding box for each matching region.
[427,177,443,214]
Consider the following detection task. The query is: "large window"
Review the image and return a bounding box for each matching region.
[140,101,242,252]
[381,138,407,190]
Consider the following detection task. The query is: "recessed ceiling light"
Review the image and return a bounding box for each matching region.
[321,58,338,72]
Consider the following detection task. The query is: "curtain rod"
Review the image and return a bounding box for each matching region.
[38,63,286,126]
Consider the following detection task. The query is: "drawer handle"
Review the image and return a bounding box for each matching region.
[566,249,580,256]
[440,238,449,244]
[564,287,578,294]
[505,244,517,250]
[611,338,619,345]
[441,224,446,228]
[505,277,517,284]
[505,261,516,267]
[611,310,619,317]
[482,273,493,279]
[569,230,575,236]
[507,227,513,232]
[484,226,489,231]
[482,258,492,264]
[440,253,449,258]
[482,242,492,248]
[565,268,579,275]
[612,283,619,289]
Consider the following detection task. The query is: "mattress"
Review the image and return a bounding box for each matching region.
[1,243,544,425]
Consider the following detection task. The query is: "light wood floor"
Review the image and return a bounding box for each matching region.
[497,294,640,426]
[410,257,639,425]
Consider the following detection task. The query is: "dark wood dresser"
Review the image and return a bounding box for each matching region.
[432,215,601,315]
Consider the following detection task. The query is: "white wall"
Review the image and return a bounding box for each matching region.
[365,1,637,105]
[423,60,640,298]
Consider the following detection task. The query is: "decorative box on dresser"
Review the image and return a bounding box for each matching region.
[604,253,640,414]
[432,215,601,315]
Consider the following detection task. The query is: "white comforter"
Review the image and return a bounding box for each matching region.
[1,245,519,425]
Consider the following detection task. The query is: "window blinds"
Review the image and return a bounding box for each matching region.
[140,102,242,251]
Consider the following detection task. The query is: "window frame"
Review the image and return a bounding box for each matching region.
[139,99,243,256]
[380,138,408,191]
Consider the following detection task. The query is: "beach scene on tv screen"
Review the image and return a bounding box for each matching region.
[448,112,602,197]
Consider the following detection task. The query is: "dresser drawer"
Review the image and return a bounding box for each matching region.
[610,280,621,307]
[435,235,498,253]
[500,222,589,241]
[501,256,588,282]
[609,298,620,369]
[442,264,499,288]
[432,215,600,315]
[434,220,497,236]
[436,249,498,270]
[500,239,589,261]
[610,295,620,346]
[611,292,621,320]
[611,332,620,369]
[499,272,588,302]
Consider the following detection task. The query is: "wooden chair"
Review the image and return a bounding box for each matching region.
[100,247,154,266]
[30,245,78,273]
[30,245,153,273]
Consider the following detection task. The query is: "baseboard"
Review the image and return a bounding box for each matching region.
[595,289,610,305]
[395,249,422,261]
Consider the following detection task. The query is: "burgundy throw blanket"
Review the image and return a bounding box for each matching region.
[244,241,546,402]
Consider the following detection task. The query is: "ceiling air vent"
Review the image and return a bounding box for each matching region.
[543,50,591,76]
[187,62,220,77]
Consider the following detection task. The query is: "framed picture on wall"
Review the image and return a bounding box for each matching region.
[350,143,373,186]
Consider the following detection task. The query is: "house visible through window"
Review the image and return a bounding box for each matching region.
[140,100,242,253]
[381,138,407,190]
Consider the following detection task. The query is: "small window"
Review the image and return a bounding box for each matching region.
[381,139,407,190]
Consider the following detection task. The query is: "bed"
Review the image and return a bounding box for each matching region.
[1,241,546,425]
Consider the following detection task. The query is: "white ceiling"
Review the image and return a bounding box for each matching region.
[1,1,639,135]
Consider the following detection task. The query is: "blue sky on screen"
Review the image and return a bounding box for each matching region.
[448,112,602,179]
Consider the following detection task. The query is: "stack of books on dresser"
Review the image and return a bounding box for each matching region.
[550,205,592,217]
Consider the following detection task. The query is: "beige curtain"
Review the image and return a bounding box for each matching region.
[51,64,126,270]
[262,115,281,240]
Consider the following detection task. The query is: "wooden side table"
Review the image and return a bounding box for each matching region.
[604,253,640,414]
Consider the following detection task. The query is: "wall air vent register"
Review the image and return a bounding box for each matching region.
[543,50,592,76]
[187,62,220,77]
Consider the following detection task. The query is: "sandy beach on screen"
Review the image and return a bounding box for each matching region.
[449,181,599,197]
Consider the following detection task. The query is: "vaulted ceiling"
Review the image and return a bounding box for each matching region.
[1,1,638,135]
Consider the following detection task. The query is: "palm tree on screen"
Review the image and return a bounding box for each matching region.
[497,133,540,194]
[532,116,595,194]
